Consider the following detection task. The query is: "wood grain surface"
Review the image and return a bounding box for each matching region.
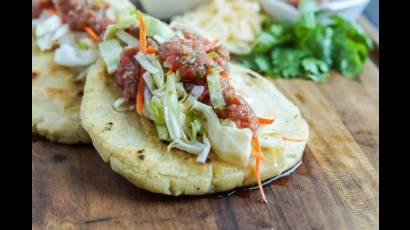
[32,56,379,229]
[32,12,379,229]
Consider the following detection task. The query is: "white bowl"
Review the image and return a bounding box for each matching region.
[139,0,208,20]
[259,0,370,23]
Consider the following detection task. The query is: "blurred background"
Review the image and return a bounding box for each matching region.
[132,0,378,29]
[364,0,378,29]
[129,0,379,76]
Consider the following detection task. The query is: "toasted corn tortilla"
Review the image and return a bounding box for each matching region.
[32,39,90,144]
[80,59,309,195]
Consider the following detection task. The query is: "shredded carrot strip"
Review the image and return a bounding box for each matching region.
[282,136,305,142]
[135,11,148,115]
[213,56,225,66]
[220,71,233,86]
[136,71,145,115]
[258,117,275,125]
[166,70,173,76]
[230,96,241,105]
[252,135,265,162]
[220,71,228,78]
[146,46,157,54]
[84,27,100,44]
[255,157,267,203]
[137,11,147,54]
[252,135,267,203]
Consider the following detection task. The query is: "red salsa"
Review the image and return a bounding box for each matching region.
[32,0,114,35]
[115,29,259,133]
[115,38,158,103]
[115,48,141,103]
[32,0,53,19]
[158,30,229,85]
[54,0,114,34]
[216,78,259,133]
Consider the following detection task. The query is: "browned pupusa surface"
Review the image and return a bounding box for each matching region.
[32,39,90,144]
[80,59,309,195]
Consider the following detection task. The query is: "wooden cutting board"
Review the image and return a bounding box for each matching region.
[32,20,379,230]
[32,63,379,229]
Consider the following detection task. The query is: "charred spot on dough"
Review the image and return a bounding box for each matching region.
[32,71,39,80]
[49,66,59,74]
[205,158,212,164]
[49,64,73,75]
[196,186,200,191]
[134,149,145,160]
[102,122,114,132]
[46,87,65,96]
[77,90,84,97]
[247,72,258,78]
[295,93,305,103]
[137,149,145,154]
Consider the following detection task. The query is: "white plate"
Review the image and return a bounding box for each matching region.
[259,0,370,23]
[139,0,208,19]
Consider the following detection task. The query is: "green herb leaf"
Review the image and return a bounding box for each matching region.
[252,32,278,54]
[271,48,306,78]
[254,55,272,74]
[208,51,218,59]
[238,1,373,83]
[302,58,329,83]
[299,0,317,27]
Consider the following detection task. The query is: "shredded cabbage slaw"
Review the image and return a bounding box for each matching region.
[32,1,136,70]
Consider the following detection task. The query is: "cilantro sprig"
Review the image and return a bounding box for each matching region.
[238,0,373,83]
